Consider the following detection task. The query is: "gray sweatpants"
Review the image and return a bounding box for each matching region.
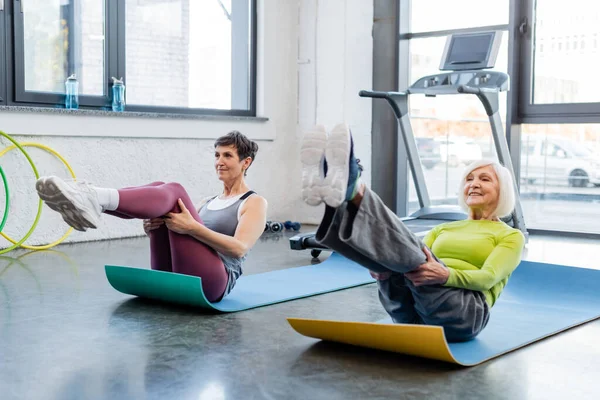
[315,187,490,342]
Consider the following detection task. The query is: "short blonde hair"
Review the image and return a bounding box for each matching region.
[457,159,516,218]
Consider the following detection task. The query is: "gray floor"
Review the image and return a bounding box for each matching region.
[1,227,600,400]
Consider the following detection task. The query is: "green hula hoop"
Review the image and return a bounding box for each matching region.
[0,131,43,255]
[0,165,8,233]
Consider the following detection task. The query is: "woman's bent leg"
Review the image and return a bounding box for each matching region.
[314,205,391,273]
[104,181,166,219]
[407,280,490,341]
[128,182,228,302]
[148,225,172,272]
[109,181,227,299]
[168,230,229,302]
[114,182,196,219]
[377,274,421,324]
[317,186,428,274]
[314,196,420,322]
[105,181,173,272]
[36,178,225,293]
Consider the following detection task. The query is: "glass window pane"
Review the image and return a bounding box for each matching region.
[23,0,105,95]
[532,1,600,104]
[410,0,508,33]
[407,34,508,213]
[126,0,252,110]
[520,124,600,234]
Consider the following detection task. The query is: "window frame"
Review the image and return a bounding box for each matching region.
[4,0,257,116]
[517,0,600,123]
[0,0,6,105]
[12,0,114,107]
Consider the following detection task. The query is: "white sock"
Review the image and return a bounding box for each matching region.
[94,187,120,211]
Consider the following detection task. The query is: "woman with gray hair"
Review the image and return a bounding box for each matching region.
[301,124,525,342]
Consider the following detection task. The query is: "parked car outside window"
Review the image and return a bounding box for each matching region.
[520,135,600,188]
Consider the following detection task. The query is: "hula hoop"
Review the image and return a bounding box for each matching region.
[0,165,9,233]
[0,142,76,250]
[0,131,42,255]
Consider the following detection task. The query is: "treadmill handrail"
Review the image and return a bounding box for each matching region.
[456,85,498,95]
[408,85,499,96]
[359,90,407,99]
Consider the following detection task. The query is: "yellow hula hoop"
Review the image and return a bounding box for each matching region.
[0,131,42,255]
[0,142,76,250]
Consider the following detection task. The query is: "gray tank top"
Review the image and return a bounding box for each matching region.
[199,191,255,297]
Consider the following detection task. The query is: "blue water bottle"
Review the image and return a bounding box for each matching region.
[65,74,79,110]
[111,77,125,112]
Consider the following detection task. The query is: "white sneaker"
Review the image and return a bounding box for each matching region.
[35,176,102,231]
[301,125,328,206]
[322,123,352,208]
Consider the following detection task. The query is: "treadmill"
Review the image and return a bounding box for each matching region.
[291,31,528,259]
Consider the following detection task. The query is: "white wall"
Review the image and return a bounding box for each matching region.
[0,0,373,248]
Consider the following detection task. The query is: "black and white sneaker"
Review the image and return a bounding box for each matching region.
[35,176,102,231]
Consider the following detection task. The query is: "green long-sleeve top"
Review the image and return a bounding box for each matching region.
[423,219,526,307]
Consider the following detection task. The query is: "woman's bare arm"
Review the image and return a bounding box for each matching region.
[186,195,268,258]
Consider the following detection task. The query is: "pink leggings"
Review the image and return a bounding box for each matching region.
[105,181,228,302]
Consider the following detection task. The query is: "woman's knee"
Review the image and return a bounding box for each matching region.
[163,182,188,197]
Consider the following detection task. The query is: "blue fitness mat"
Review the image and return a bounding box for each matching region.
[448,260,600,365]
[105,252,375,312]
[288,260,600,366]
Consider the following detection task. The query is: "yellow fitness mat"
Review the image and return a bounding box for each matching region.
[288,260,600,366]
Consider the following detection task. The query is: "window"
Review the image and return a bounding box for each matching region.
[410,0,509,33]
[3,0,257,115]
[18,0,105,99]
[125,0,254,112]
[520,124,600,234]
[519,0,600,121]
[401,0,600,235]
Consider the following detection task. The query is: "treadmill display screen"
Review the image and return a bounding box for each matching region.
[447,33,494,65]
[439,31,501,71]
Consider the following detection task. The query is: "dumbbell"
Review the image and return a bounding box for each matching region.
[283,220,301,231]
[264,221,284,233]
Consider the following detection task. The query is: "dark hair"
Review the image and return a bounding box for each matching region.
[214,130,259,176]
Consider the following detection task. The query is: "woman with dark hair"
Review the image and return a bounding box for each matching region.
[35,130,268,302]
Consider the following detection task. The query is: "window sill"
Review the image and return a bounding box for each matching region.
[0,105,274,140]
[0,105,268,122]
